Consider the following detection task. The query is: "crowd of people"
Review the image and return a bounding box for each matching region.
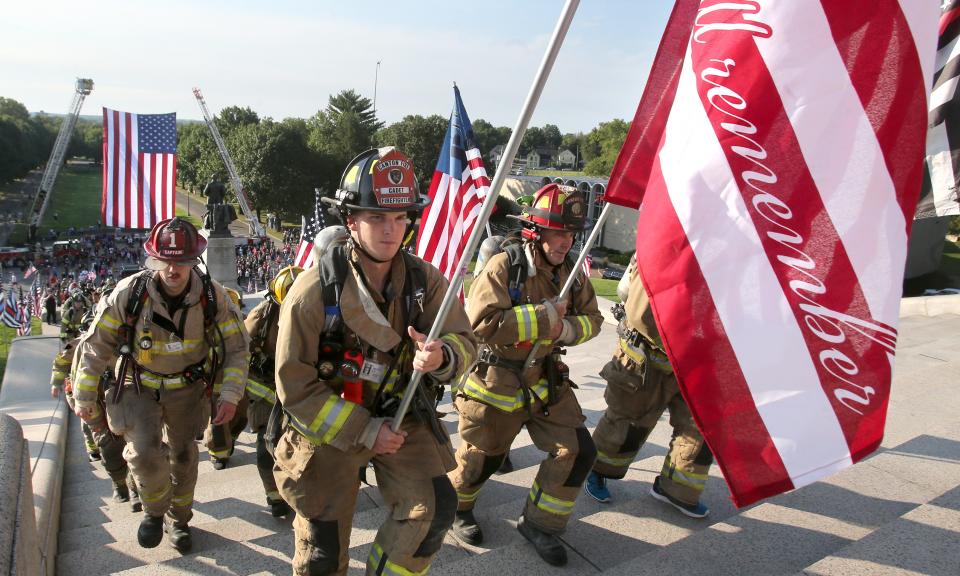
[234,238,296,293]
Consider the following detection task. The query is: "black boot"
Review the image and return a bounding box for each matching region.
[451,510,484,546]
[128,476,142,513]
[137,514,164,549]
[165,520,193,553]
[517,515,567,566]
[268,497,292,518]
[496,453,514,475]
[112,480,130,503]
[88,451,101,462]
[211,457,228,470]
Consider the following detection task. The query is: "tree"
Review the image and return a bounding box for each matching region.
[471,119,512,167]
[541,124,562,149]
[217,106,260,132]
[582,119,630,177]
[374,114,448,187]
[520,126,546,156]
[307,89,383,170]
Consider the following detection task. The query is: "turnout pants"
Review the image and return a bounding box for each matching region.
[449,382,596,535]
[591,350,713,505]
[104,382,205,525]
[274,421,457,576]
[248,397,281,501]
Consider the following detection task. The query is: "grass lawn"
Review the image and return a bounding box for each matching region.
[527,170,586,177]
[0,317,43,384]
[590,277,621,301]
[40,164,103,230]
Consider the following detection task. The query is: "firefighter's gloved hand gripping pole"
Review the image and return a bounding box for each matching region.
[391,0,582,433]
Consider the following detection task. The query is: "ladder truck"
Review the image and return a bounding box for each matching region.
[192,88,265,237]
[30,78,94,227]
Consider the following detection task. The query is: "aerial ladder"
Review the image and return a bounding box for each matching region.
[192,87,265,237]
[30,78,94,227]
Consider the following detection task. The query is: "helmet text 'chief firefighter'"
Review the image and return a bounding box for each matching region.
[143,217,207,271]
[510,183,588,241]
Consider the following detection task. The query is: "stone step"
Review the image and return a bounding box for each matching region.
[799,487,960,575]
[590,430,960,576]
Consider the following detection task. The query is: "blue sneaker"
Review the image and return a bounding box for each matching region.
[649,476,710,518]
[584,471,611,503]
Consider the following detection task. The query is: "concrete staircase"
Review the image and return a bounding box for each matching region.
[56,314,960,575]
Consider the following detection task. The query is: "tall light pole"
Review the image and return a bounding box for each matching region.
[373,60,381,116]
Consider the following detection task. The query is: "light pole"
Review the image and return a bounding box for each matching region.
[373,60,381,115]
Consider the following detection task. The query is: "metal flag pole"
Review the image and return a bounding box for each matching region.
[520,201,613,370]
[392,0,581,432]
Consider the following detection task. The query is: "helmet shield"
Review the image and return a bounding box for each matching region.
[322,147,429,214]
[144,217,207,270]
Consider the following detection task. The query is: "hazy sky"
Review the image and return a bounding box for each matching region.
[2,1,673,133]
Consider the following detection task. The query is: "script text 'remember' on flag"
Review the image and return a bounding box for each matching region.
[102,108,177,229]
[416,86,490,287]
[604,0,938,506]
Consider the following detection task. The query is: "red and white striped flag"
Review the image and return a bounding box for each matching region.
[605,0,938,506]
[417,86,489,288]
[102,108,177,229]
[580,253,592,279]
[294,189,325,269]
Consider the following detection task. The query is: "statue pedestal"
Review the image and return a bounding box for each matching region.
[201,232,239,291]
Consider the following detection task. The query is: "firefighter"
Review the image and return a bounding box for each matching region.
[273,147,477,575]
[60,290,90,342]
[203,287,249,470]
[448,184,602,567]
[72,217,250,553]
[241,266,301,517]
[583,255,713,517]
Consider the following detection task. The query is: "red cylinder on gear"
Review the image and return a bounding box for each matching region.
[341,350,364,404]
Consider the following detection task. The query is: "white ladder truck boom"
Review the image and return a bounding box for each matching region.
[192,87,265,237]
[30,78,94,227]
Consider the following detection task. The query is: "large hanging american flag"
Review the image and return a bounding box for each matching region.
[416,86,490,284]
[294,188,326,269]
[102,108,177,229]
[604,0,938,506]
[917,0,960,218]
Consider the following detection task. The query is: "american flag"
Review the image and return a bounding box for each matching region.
[102,108,177,229]
[23,264,36,279]
[294,188,325,269]
[416,86,490,287]
[918,0,960,218]
[604,0,937,506]
[16,301,30,337]
[0,288,20,329]
[580,253,592,279]
[30,279,43,318]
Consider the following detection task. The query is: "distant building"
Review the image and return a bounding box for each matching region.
[527,147,557,169]
[557,149,577,168]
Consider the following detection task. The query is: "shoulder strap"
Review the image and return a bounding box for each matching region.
[318,242,350,336]
[124,274,150,323]
[503,243,528,306]
[400,251,427,329]
[196,268,219,327]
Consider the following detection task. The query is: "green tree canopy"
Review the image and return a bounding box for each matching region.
[582,119,630,177]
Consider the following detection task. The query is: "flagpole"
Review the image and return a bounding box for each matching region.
[392,0,581,432]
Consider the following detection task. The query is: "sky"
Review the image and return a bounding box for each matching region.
[1,0,674,134]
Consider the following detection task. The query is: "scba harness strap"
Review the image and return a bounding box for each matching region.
[112,269,222,404]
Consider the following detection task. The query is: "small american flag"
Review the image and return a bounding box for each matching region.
[30,279,42,318]
[294,188,326,269]
[23,264,36,279]
[0,289,19,329]
[580,253,592,280]
[918,0,960,218]
[16,302,30,337]
[416,86,490,294]
[102,108,177,229]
